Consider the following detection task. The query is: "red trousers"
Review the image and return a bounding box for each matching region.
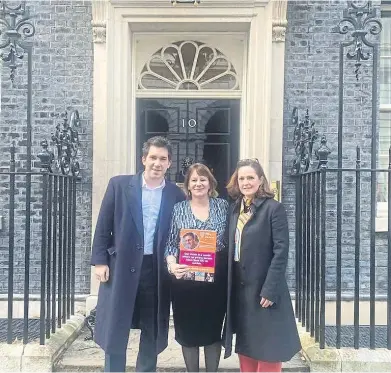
[238,354,282,372]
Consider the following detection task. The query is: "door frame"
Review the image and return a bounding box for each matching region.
[102,3,275,176]
[90,0,288,186]
[89,0,288,310]
[136,98,240,190]
[132,32,246,175]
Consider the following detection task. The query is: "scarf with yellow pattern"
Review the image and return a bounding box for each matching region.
[234,198,253,262]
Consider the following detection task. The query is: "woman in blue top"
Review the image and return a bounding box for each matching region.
[165,163,228,372]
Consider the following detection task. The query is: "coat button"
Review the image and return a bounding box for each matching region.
[130,267,136,273]
[137,245,143,251]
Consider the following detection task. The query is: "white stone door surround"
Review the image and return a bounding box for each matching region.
[87,0,287,309]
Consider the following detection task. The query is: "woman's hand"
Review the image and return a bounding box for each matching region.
[169,263,190,279]
[260,297,274,308]
[166,254,189,279]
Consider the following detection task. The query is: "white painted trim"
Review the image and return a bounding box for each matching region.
[113,7,259,20]
[131,28,137,174]
[113,15,255,177]
[376,217,388,232]
[240,30,249,161]
[125,22,134,174]
[242,4,273,174]
[135,90,243,98]
[376,201,389,232]
[91,0,290,296]
[104,1,279,174]
[269,1,287,184]
[110,0,269,8]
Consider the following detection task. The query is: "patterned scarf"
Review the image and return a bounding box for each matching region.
[234,198,253,262]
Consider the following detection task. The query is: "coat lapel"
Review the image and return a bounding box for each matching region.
[156,183,176,251]
[228,202,240,260]
[125,172,144,244]
[228,197,267,259]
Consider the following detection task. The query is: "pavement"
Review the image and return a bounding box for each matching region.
[0,314,85,373]
[55,324,308,372]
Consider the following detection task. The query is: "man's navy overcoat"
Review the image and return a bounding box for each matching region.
[91,172,185,354]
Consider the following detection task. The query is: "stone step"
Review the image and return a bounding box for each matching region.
[55,325,309,372]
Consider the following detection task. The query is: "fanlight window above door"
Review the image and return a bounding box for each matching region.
[138,40,239,91]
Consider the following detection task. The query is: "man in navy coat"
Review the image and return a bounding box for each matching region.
[91,136,185,372]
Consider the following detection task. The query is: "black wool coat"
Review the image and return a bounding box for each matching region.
[91,173,185,355]
[223,197,301,362]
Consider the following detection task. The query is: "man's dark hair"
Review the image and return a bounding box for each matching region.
[183,232,195,240]
[142,136,172,160]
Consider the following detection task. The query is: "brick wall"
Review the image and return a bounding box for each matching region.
[282,0,386,296]
[0,0,93,295]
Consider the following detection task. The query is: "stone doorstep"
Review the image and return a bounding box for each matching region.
[55,326,308,372]
[0,314,85,373]
[298,324,391,372]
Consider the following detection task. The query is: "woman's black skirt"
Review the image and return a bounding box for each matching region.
[171,251,227,347]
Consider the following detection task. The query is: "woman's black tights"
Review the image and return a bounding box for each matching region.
[182,342,222,372]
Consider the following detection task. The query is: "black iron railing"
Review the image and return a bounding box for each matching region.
[291,0,385,350]
[0,1,83,345]
[1,109,81,345]
[294,157,391,350]
[2,143,80,345]
[291,105,391,350]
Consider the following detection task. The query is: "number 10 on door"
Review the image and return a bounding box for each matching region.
[182,119,197,128]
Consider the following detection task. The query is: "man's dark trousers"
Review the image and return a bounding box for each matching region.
[104,255,158,372]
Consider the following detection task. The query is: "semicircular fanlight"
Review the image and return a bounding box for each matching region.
[138,40,239,91]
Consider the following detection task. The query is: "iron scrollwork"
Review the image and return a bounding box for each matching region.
[291,107,330,175]
[85,307,96,341]
[37,110,81,175]
[0,1,35,83]
[52,110,81,176]
[316,136,332,170]
[181,156,194,177]
[333,0,382,80]
[37,139,54,173]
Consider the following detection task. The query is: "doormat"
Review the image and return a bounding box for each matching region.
[325,325,387,348]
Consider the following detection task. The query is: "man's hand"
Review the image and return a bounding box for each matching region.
[95,265,109,282]
[169,263,189,279]
[260,297,274,308]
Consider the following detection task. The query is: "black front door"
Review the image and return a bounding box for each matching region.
[137,99,240,198]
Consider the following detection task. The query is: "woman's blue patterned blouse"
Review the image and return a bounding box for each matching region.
[165,198,229,258]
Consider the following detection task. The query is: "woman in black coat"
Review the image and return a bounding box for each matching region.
[223,159,301,372]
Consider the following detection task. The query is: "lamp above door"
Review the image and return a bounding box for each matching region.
[171,0,200,5]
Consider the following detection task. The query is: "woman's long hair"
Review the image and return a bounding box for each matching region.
[226,159,275,200]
